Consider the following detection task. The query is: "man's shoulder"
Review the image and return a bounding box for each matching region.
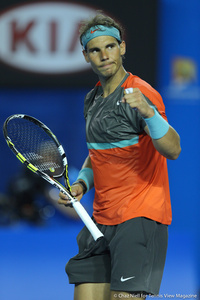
[123,72,155,91]
[83,84,102,118]
[85,82,101,101]
[125,72,163,102]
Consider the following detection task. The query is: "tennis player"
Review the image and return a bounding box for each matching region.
[58,13,181,300]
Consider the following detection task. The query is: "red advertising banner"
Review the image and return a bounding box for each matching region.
[0,0,157,88]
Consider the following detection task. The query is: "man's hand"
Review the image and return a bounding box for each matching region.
[58,183,84,206]
[122,87,155,118]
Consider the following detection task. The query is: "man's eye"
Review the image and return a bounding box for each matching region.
[91,49,98,54]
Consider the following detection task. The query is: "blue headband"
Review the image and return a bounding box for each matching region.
[81,25,122,49]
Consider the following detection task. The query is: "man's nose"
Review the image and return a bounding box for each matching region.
[100,49,109,61]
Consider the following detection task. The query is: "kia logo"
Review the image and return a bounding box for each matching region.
[0,2,96,74]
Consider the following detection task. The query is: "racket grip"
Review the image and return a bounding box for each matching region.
[72,200,104,241]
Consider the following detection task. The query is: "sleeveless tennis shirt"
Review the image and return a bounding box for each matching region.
[84,73,172,225]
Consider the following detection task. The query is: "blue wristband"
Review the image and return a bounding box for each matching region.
[144,107,169,139]
[77,168,94,193]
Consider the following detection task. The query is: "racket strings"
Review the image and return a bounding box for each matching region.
[7,118,64,177]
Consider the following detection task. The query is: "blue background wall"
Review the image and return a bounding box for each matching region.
[0,0,199,299]
[157,0,200,296]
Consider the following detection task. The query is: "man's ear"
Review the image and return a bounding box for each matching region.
[120,41,126,56]
[82,50,90,63]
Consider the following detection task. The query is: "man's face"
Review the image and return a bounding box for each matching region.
[83,36,126,80]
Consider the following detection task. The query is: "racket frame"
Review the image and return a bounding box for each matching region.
[3,114,103,241]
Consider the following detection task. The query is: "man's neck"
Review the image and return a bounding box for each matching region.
[100,67,127,98]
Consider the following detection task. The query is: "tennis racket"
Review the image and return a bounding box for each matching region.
[3,114,103,241]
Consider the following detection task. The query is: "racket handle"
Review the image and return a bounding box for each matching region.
[72,200,104,241]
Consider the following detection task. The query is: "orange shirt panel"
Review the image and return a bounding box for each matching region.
[90,135,172,225]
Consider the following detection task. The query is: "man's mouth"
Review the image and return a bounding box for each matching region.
[100,62,113,68]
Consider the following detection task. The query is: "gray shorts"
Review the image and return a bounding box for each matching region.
[66,217,168,295]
